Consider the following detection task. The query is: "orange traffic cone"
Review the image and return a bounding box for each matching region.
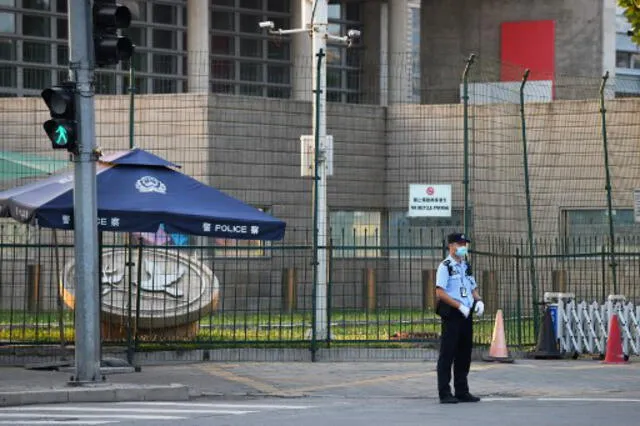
[482,309,514,363]
[603,314,628,364]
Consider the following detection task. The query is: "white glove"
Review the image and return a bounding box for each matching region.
[458,304,470,318]
[474,301,485,317]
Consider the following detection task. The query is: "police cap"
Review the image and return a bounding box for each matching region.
[447,232,471,244]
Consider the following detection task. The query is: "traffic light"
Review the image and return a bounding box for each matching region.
[93,0,134,67]
[41,83,77,153]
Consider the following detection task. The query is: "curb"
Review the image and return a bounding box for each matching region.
[0,383,190,407]
[2,347,535,366]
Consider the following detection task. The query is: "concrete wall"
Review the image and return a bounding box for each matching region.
[205,94,387,310]
[386,97,640,311]
[420,0,606,103]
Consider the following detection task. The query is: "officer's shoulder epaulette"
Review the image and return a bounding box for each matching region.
[442,259,455,276]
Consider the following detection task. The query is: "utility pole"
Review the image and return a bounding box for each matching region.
[259,1,359,341]
[68,0,100,383]
[311,0,329,340]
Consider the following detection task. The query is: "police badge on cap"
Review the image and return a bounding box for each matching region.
[447,233,471,244]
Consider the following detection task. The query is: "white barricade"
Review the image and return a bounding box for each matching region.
[542,292,640,357]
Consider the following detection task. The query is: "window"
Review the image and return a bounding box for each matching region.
[22,0,51,10]
[616,51,640,70]
[0,12,16,33]
[330,211,381,258]
[563,209,640,254]
[22,14,50,37]
[23,41,51,63]
[388,209,468,258]
[153,29,177,50]
[23,67,51,89]
[0,66,16,87]
[410,7,420,102]
[0,39,16,60]
[210,0,291,98]
[326,1,363,103]
[152,3,177,25]
[0,0,185,95]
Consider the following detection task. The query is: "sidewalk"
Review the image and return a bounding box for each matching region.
[2,354,640,407]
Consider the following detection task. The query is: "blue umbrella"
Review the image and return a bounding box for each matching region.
[0,148,286,241]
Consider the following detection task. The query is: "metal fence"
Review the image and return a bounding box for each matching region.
[2,225,640,358]
[2,49,640,361]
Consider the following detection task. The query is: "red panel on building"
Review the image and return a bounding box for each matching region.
[500,20,555,82]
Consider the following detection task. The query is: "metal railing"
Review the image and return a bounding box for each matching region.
[2,225,640,361]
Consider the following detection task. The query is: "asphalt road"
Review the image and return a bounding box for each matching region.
[1,397,638,426]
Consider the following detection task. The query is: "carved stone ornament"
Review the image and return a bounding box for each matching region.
[61,248,219,329]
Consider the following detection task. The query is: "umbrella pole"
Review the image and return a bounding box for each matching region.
[52,230,66,358]
[126,235,134,365]
[97,231,103,367]
[125,62,136,365]
[134,239,144,359]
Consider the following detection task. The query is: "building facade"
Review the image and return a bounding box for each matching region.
[0,0,421,104]
[1,1,630,102]
[615,5,640,96]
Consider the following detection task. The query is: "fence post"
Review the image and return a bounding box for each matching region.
[462,53,476,236]
[362,268,376,312]
[482,270,498,316]
[599,71,618,294]
[281,268,297,313]
[515,246,523,347]
[26,263,41,313]
[551,270,567,293]
[519,69,539,337]
[422,269,436,310]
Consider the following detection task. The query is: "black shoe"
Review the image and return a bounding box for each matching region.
[455,393,481,403]
[439,395,459,404]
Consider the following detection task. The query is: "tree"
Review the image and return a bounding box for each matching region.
[620,0,640,44]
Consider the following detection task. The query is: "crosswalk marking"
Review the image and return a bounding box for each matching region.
[0,401,319,425]
[116,401,314,410]
[0,422,115,425]
[0,413,182,419]
[2,406,256,415]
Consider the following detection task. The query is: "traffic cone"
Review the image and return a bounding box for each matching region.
[533,307,562,359]
[482,309,514,363]
[603,314,628,364]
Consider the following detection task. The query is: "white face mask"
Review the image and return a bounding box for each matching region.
[455,246,468,257]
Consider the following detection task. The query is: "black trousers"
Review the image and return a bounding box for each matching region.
[437,309,473,398]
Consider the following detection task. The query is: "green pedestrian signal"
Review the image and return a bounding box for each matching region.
[54,125,68,145]
[41,83,77,153]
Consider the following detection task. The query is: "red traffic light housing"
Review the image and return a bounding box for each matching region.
[41,83,77,153]
[93,0,134,67]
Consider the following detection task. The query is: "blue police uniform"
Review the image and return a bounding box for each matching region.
[435,233,480,404]
[436,255,477,309]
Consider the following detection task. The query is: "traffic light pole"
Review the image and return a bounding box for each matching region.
[68,0,101,383]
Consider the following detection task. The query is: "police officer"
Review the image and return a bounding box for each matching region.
[435,232,484,404]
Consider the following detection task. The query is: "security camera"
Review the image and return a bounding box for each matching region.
[259,21,275,30]
[347,29,361,39]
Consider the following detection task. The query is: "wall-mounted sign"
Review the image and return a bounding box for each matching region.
[408,184,452,217]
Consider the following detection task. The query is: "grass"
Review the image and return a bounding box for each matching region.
[0,309,537,347]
